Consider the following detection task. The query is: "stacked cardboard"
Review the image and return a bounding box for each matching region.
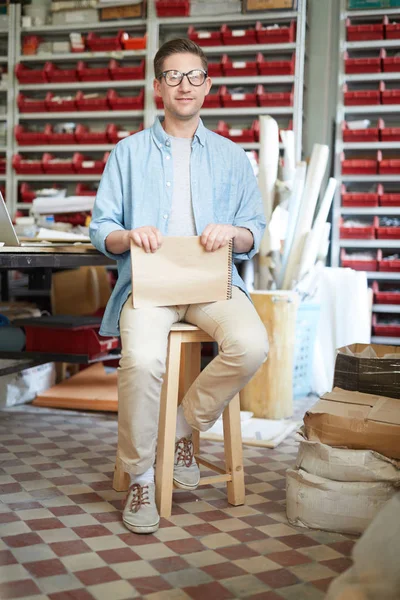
[286,344,400,535]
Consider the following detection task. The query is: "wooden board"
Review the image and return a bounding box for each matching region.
[33,362,118,412]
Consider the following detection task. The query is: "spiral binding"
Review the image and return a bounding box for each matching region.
[227,238,233,300]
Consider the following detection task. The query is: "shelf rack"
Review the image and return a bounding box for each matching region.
[333,0,400,345]
[8,0,307,217]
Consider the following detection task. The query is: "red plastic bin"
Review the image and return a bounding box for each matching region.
[76,183,97,196]
[255,20,296,44]
[207,60,223,77]
[0,158,6,175]
[378,151,400,174]
[14,124,47,146]
[385,16,400,39]
[188,26,222,46]
[343,83,380,105]
[372,314,400,337]
[77,61,109,82]
[221,24,257,46]
[73,152,110,175]
[221,54,258,77]
[339,216,377,239]
[380,188,400,206]
[220,85,257,108]
[341,151,378,175]
[43,153,75,174]
[154,95,163,109]
[378,249,400,272]
[109,58,145,81]
[203,90,222,108]
[346,17,384,41]
[19,183,37,203]
[121,32,146,50]
[257,84,293,106]
[342,119,381,142]
[380,81,400,104]
[76,91,108,111]
[12,154,43,175]
[45,92,77,112]
[344,50,382,74]
[341,183,381,207]
[23,323,118,359]
[75,124,108,145]
[372,281,400,304]
[45,124,75,145]
[215,120,256,144]
[15,63,47,84]
[376,220,400,239]
[155,0,189,17]
[107,88,144,110]
[17,93,47,113]
[86,30,123,52]
[382,48,400,72]
[44,61,78,83]
[380,120,400,142]
[341,248,378,271]
[107,124,143,144]
[257,52,295,76]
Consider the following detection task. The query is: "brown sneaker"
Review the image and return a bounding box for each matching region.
[122,482,160,534]
[173,436,200,490]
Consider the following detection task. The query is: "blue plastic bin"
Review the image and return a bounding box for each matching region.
[293,302,320,399]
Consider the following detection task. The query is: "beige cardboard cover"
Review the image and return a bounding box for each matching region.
[130,237,233,308]
[304,387,400,459]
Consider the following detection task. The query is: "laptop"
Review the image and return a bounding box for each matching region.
[0,192,90,247]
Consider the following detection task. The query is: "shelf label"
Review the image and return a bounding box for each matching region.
[232,93,245,100]
[232,61,246,69]
[82,161,95,168]
[198,32,211,39]
[232,30,246,37]
[229,128,243,136]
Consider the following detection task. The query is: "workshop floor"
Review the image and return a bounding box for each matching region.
[0,399,356,600]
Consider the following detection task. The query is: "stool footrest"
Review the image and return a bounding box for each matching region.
[197,474,231,486]
[196,456,226,476]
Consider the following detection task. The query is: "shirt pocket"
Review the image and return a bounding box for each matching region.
[213,177,238,223]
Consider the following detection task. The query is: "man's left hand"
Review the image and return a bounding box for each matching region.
[201,224,238,252]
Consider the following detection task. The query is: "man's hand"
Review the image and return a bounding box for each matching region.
[201,224,238,252]
[128,226,163,253]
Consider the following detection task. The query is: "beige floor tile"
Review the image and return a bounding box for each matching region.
[38,529,80,543]
[201,532,241,550]
[0,564,30,583]
[114,559,159,579]
[245,494,270,506]
[38,574,85,595]
[184,550,228,568]
[59,514,100,528]
[289,562,337,582]
[180,501,215,514]
[223,505,259,518]
[17,508,55,521]
[82,502,118,514]
[58,485,94,496]
[168,514,203,527]
[248,538,292,555]
[298,546,342,561]
[0,521,32,536]
[233,555,282,574]
[133,543,176,561]
[89,580,139,600]
[253,472,284,482]
[145,590,191,600]
[11,544,57,564]
[21,480,56,492]
[211,518,251,533]
[63,552,106,572]
[154,527,191,543]
[246,482,276,493]
[221,574,269,598]
[258,523,297,537]
[85,536,128,552]
[104,522,130,535]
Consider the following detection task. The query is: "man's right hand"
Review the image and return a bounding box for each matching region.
[128,226,163,253]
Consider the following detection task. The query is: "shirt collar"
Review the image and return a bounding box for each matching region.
[151,116,206,148]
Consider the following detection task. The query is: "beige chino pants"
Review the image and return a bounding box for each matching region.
[117,287,269,474]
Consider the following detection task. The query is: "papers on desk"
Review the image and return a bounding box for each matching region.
[35,228,91,243]
[32,195,95,215]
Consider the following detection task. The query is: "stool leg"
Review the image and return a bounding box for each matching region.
[182,342,201,455]
[223,393,245,506]
[113,459,130,492]
[155,332,181,519]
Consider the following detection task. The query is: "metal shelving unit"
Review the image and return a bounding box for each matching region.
[0,6,16,206]
[9,0,307,217]
[333,0,400,345]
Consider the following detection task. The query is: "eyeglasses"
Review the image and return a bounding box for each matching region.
[159,69,208,87]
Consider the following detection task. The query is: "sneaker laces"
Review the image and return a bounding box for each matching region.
[175,437,194,467]
[124,483,150,514]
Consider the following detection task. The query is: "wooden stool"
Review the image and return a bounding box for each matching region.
[113,323,245,518]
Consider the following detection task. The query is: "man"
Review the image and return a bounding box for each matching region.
[90,38,269,535]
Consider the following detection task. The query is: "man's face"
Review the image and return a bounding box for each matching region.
[154,52,212,121]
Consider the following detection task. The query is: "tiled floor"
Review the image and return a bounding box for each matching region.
[0,401,356,600]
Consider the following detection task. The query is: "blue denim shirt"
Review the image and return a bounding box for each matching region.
[89,117,266,336]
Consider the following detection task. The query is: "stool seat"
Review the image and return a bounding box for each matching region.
[113,322,245,518]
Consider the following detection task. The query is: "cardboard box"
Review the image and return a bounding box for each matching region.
[100,2,145,20]
[243,0,297,11]
[286,468,396,534]
[303,388,400,459]
[333,343,400,400]
[347,0,400,8]
[296,428,400,483]
[52,8,98,24]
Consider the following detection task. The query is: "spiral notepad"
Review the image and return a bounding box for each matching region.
[130,236,233,308]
